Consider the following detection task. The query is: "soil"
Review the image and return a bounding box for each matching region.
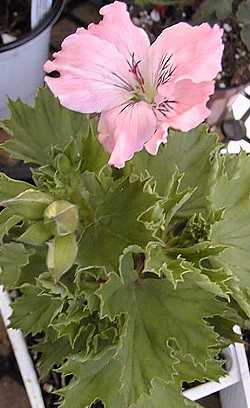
[0,0,31,45]
[130,0,250,88]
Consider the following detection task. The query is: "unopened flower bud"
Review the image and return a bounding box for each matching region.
[44,200,79,236]
[47,233,78,282]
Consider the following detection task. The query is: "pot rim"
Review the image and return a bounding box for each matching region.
[0,0,65,54]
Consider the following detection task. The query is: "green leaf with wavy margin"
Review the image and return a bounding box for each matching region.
[59,248,226,408]
[128,126,218,216]
[1,88,89,164]
[11,285,63,335]
[77,178,158,271]
[211,153,250,316]
[0,242,34,288]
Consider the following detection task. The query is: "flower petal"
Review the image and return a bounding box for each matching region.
[44,28,132,113]
[145,125,168,155]
[98,101,156,168]
[164,79,214,131]
[148,22,223,84]
[88,1,150,61]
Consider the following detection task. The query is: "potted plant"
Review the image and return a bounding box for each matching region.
[0,2,250,407]
[0,0,65,119]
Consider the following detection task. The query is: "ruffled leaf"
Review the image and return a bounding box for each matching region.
[129,126,218,216]
[1,88,89,164]
[77,178,158,271]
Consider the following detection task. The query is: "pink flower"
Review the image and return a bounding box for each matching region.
[44,1,223,168]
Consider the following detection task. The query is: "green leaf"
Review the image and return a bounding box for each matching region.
[17,222,52,245]
[0,172,31,201]
[193,0,233,22]
[100,250,224,360]
[60,249,224,408]
[175,348,225,384]
[75,266,107,312]
[1,87,89,164]
[83,121,109,173]
[33,328,73,377]
[16,248,48,287]
[77,178,157,271]
[161,171,196,228]
[1,189,53,220]
[240,25,250,51]
[0,243,33,288]
[132,379,200,408]
[11,285,63,335]
[145,244,190,283]
[53,296,95,347]
[60,350,200,408]
[59,348,123,408]
[96,250,225,405]
[237,0,250,51]
[145,242,231,299]
[211,153,250,314]
[129,126,218,216]
[47,233,78,282]
[0,208,22,243]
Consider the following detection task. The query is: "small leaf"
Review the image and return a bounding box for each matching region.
[17,222,52,245]
[237,0,250,23]
[75,266,107,312]
[237,0,250,51]
[47,233,78,282]
[0,242,33,288]
[0,172,31,201]
[53,297,95,348]
[1,189,53,220]
[162,171,196,229]
[193,0,233,22]
[16,248,48,287]
[83,121,109,173]
[11,285,63,335]
[0,208,22,243]
[240,25,250,51]
[33,329,73,377]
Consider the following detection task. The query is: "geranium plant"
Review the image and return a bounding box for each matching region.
[0,2,250,407]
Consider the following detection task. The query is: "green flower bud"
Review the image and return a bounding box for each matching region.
[44,200,79,236]
[1,189,53,220]
[47,233,78,282]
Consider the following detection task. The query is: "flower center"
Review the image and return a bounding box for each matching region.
[127,54,155,104]
[117,52,177,116]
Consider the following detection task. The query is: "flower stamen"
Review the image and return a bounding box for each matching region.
[156,53,176,88]
[110,71,134,92]
[127,53,145,93]
[154,99,177,117]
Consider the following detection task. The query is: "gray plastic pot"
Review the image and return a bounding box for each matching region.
[0,0,65,119]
